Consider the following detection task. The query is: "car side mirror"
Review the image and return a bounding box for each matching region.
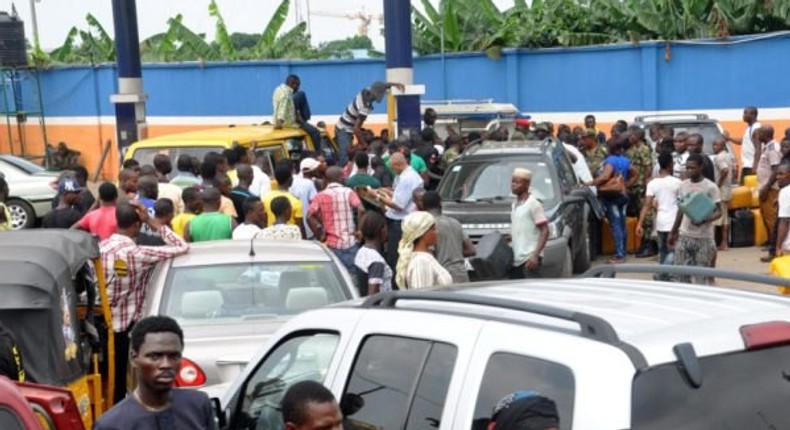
[211,397,227,429]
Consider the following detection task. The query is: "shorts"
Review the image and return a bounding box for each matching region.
[713,201,730,226]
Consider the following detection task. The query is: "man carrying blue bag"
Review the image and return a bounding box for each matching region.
[668,153,722,285]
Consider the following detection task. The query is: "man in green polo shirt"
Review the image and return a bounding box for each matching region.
[382,141,428,183]
[184,188,237,242]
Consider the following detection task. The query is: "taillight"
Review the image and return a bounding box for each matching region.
[740,321,790,350]
[176,358,207,387]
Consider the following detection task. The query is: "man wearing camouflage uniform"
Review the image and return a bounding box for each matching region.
[625,126,656,257]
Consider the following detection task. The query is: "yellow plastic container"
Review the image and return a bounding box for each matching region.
[752,209,768,246]
[601,217,641,255]
[769,256,790,295]
[743,174,758,189]
[729,186,754,210]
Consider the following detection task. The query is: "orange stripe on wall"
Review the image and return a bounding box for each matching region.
[1,120,787,181]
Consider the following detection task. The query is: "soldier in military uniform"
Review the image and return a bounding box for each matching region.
[625,127,656,257]
[581,129,607,260]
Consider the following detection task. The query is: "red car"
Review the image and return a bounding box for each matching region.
[0,376,85,430]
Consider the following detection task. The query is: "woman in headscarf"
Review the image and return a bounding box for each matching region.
[395,211,453,289]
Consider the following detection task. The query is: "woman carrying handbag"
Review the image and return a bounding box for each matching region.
[587,138,639,264]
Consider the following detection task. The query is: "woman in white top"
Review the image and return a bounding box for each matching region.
[395,211,453,289]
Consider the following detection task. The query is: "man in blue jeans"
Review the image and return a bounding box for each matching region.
[293,87,323,153]
[335,81,404,166]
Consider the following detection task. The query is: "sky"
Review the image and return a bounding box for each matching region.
[0,0,516,52]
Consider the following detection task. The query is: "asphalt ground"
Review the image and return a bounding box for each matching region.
[590,245,786,296]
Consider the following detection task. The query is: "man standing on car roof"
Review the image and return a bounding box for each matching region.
[335,81,404,167]
[94,316,216,430]
[100,202,188,403]
[728,106,761,183]
[510,168,549,279]
[273,75,300,130]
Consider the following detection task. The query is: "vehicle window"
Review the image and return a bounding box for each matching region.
[439,159,558,207]
[659,123,722,155]
[0,162,26,180]
[473,353,575,430]
[232,332,339,430]
[160,262,350,326]
[132,146,225,166]
[631,345,790,429]
[343,336,458,430]
[553,146,577,193]
[255,147,287,177]
[0,407,26,430]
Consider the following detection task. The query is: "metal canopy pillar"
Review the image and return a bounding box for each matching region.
[110,0,147,157]
[384,0,422,137]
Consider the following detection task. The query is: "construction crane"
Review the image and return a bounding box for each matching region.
[310,8,384,37]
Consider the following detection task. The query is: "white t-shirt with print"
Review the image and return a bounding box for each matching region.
[646,175,682,232]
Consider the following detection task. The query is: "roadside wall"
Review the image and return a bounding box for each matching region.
[2,33,788,179]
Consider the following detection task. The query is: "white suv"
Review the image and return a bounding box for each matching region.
[213,265,790,430]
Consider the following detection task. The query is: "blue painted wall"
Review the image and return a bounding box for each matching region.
[29,33,790,118]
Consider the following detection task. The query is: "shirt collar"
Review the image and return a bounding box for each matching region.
[326,182,344,189]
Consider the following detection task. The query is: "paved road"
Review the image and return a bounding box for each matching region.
[590,246,786,295]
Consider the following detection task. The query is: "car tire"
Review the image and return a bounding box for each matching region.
[6,199,35,229]
[561,246,573,278]
[573,228,592,274]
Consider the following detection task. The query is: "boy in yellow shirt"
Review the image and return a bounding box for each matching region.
[171,186,202,238]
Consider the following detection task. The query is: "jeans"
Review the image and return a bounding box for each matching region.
[301,122,323,155]
[656,231,674,280]
[603,194,629,259]
[335,128,353,167]
[331,244,360,287]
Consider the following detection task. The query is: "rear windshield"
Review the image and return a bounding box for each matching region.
[631,345,790,429]
[131,146,225,166]
[160,262,350,326]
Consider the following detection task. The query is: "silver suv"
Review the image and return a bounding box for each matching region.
[214,265,790,429]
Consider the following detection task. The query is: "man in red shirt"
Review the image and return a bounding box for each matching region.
[308,166,364,277]
[73,182,119,240]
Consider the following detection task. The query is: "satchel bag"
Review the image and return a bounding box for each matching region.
[598,174,625,196]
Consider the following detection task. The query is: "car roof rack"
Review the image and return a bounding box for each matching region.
[584,264,790,292]
[634,113,710,123]
[362,291,620,343]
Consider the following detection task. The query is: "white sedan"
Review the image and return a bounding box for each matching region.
[0,155,57,229]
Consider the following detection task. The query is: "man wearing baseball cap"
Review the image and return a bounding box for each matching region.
[335,81,404,166]
[42,177,84,229]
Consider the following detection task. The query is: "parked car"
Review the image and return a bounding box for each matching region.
[213,265,790,430]
[437,139,598,277]
[141,239,358,393]
[633,113,735,156]
[0,154,57,229]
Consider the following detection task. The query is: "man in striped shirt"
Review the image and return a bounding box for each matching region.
[100,201,189,403]
[335,81,404,166]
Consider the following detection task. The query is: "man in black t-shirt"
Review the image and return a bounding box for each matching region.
[43,177,84,229]
[94,316,216,430]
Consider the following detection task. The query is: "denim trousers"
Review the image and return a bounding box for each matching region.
[331,243,360,287]
[301,122,323,155]
[603,194,629,259]
[335,128,353,167]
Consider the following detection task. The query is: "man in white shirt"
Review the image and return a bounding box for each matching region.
[232,199,266,240]
[509,167,549,279]
[773,163,790,256]
[728,106,760,182]
[381,153,423,275]
[637,153,681,279]
[672,132,690,179]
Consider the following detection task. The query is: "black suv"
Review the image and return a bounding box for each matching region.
[437,139,600,278]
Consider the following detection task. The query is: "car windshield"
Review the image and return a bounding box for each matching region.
[438,159,557,207]
[160,262,349,326]
[653,122,723,154]
[631,344,790,429]
[0,155,45,175]
[131,146,225,166]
